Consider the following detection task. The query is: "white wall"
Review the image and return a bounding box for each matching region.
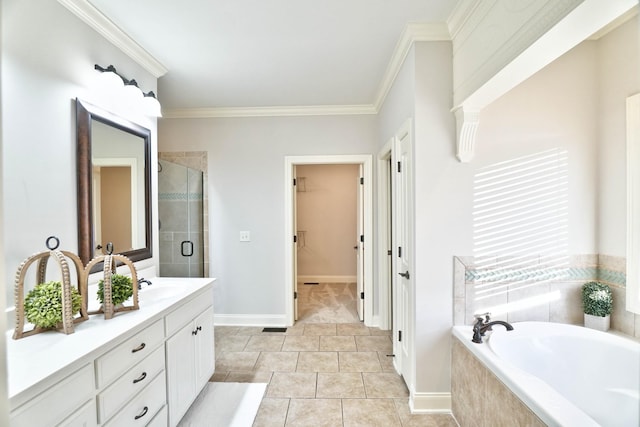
[158,115,377,319]
[2,0,159,306]
[296,164,359,279]
[597,16,640,256]
[0,4,8,424]
[412,41,458,394]
[377,46,415,148]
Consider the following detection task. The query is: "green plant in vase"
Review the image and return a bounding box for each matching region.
[24,281,82,328]
[581,281,612,331]
[97,274,133,306]
[582,281,613,316]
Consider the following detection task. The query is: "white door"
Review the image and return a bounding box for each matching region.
[393,120,413,385]
[293,166,299,321]
[356,165,364,321]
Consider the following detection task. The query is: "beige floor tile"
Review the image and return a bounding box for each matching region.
[342,398,401,427]
[285,399,343,426]
[316,372,365,398]
[235,326,267,335]
[296,352,339,372]
[369,327,393,336]
[253,398,290,427]
[304,323,337,335]
[337,323,370,336]
[209,371,228,382]
[393,399,458,427]
[377,351,397,372]
[224,371,273,383]
[245,335,285,351]
[363,372,409,398]
[282,335,320,351]
[266,372,317,398]
[355,335,392,352]
[319,336,357,351]
[254,352,299,372]
[215,351,259,371]
[284,324,306,335]
[339,352,381,372]
[214,326,241,336]
[215,334,250,352]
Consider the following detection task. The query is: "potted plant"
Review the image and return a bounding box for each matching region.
[97,274,133,307]
[581,281,613,331]
[24,281,82,329]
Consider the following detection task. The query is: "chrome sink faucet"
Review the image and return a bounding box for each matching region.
[471,313,513,343]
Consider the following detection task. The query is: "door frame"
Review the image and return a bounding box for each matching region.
[376,139,393,331]
[284,154,373,326]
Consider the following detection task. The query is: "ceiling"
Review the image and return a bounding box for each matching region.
[88,0,458,112]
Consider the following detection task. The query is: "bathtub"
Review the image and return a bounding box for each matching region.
[452,321,639,427]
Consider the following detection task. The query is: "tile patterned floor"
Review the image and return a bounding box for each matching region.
[212,323,458,426]
[296,282,360,323]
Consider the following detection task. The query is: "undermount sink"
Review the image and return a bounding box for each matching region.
[138,284,185,301]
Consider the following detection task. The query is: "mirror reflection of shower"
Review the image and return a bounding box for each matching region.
[158,158,205,277]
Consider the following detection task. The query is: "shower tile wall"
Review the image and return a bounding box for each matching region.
[159,152,208,277]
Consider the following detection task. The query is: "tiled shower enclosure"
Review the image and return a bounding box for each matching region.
[158,157,205,277]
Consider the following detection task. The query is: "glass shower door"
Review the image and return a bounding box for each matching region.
[158,159,204,277]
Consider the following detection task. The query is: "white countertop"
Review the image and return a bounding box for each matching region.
[7,277,215,409]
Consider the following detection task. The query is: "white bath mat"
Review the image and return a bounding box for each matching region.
[178,382,267,427]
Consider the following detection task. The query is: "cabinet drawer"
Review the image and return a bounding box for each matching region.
[57,399,97,427]
[97,346,165,423]
[165,288,213,337]
[10,364,95,427]
[103,371,166,427]
[147,405,168,427]
[96,319,164,387]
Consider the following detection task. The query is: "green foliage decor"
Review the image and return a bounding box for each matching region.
[582,281,613,317]
[97,274,133,306]
[24,281,82,328]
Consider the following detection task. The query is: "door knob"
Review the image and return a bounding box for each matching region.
[398,271,410,279]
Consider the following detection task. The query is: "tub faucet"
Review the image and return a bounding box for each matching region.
[472,317,514,343]
[137,278,152,290]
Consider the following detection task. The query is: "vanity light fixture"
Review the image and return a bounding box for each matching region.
[143,91,162,117]
[94,64,162,117]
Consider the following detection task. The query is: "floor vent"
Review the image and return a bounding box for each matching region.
[262,327,287,333]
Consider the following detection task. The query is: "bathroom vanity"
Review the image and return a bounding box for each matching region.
[7,277,215,427]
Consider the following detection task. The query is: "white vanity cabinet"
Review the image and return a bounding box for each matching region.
[165,291,215,427]
[8,278,215,427]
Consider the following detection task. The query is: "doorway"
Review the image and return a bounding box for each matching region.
[295,164,360,323]
[284,155,373,326]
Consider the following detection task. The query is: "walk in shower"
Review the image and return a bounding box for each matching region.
[158,159,205,277]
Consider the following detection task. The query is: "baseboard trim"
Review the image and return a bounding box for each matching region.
[214,314,288,327]
[297,275,356,283]
[411,392,452,414]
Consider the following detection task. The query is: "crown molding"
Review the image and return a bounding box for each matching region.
[57,0,168,78]
[372,22,451,111]
[166,22,450,119]
[163,104,378,119]
[587,4,638,40]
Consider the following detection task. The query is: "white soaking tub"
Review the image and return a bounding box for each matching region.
[452,321,639,427]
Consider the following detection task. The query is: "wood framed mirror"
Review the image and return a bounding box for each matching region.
[76,99,152,269]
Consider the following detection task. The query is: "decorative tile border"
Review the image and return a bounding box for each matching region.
[159,192,204,201]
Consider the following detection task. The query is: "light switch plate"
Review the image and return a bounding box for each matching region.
[240,231,251,242]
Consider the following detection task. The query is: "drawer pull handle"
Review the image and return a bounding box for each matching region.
[192,325,203,336]
[131,343,146,353]
[133,372,147,384]
[134,406,148,420]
